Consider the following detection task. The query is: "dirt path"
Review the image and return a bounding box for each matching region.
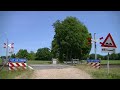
[30,67,92,79]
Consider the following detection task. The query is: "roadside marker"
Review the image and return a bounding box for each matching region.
[101,33,117,75]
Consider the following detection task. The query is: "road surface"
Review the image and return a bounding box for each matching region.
[29,64,92,79]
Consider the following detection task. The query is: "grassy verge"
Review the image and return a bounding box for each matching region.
[0,60,52,79]
[101,60,120,64]
[82,60,120,64]
[0,67,33,79]
[76,64,120,79]
[27,60,52,64]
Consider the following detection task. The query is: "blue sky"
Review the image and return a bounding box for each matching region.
[0,11,120,56]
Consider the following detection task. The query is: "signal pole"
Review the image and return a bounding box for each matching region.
[94,33,97,60]
[107,52,110,75]
[6,39,9,62]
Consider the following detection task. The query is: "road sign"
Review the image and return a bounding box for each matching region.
[100,33,117,75]
[9,58,27,62]
[101,47,115,53]
[101,33,117,48]
[87,59,100,63]
[87,59,100,69]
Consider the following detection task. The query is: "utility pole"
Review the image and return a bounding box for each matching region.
[107,52,110,75]
[3,39,9,63]
[94,33,97,60]
[6,39,9,63]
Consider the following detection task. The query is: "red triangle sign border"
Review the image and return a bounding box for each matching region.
[101,33,117,48]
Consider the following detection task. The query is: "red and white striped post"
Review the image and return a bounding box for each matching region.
[8,62,27,71]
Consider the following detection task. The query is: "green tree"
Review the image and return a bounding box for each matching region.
[110,53,119,60]
[118,53,120,60]
[104,55,108,60]
[11,53,16,58]
[51,16,92,62]
[35,47,52,60]
[89,54,95,59]
[97,54,104,60]
[89,54,104,60]
[16,49,29,59]
[27,51,36,60]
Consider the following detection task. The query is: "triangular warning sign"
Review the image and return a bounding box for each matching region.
[101,33,117,48]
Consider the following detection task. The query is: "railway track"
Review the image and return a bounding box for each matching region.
[30,64,120,70]
[1,64,120,70]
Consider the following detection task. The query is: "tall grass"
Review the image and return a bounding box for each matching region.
[76,64,120,79]
[0,67,33,79]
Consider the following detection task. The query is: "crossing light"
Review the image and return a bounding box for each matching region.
[99,37,103,45]
[4,43,7,48]
[87,37,92,45]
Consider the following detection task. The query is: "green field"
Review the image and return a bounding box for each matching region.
[82,60,120,64]
[27,60,52,64]
[76,64,120,79]
[100,60,120,64]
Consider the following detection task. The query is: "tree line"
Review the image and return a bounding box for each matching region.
[1,50,119,61]
[1,47,52,61]
[89,53,120,60]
